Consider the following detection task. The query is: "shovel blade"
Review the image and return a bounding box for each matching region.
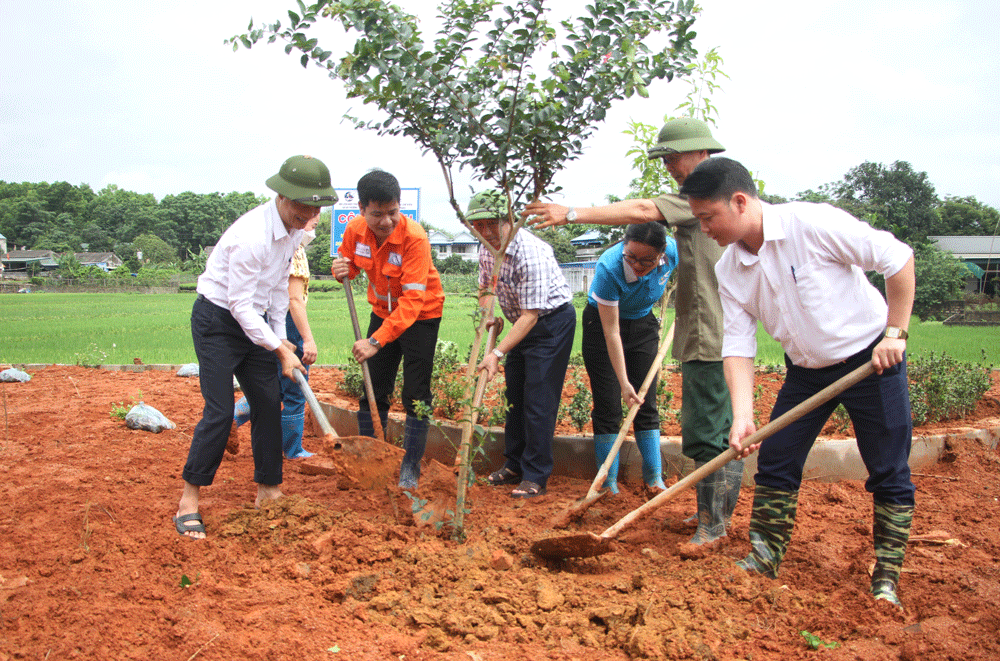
[530,531,614,560]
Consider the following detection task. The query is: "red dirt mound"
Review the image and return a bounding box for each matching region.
[1,365,998,660]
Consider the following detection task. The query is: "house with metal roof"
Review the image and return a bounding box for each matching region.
[929,235,999,294]
[1,250,60,272]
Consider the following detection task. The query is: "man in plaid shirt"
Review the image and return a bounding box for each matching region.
[469,191,576,499]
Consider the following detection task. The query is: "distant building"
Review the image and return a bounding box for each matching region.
[74,252,124,271]
[1,250,60,272]
[569,229,607,262]
[0,232,7,257]
[929,235,999,294]
[427,229,480,262]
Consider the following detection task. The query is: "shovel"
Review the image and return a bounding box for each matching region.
[531,362,876,560]
[453,314,502,470]
[342,277,386,443]
[550,317,675,528]
[293,367,403,488]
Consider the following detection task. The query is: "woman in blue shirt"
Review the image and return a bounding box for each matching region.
[582,222,678,496]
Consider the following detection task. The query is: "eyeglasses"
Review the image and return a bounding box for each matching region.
[623,252,660,269]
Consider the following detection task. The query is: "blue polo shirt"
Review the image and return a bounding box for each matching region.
[587,239,678,319]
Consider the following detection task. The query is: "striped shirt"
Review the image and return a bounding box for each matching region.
[478,230,572,323]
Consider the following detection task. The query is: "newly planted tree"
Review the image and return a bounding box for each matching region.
[230,0,700,536]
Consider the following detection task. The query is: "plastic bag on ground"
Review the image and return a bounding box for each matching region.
[0,369,31,383]
[125,402,176,433]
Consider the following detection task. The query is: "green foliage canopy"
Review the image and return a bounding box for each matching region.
[230,0,698,218]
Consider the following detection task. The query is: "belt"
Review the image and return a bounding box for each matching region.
[540,301,572,318]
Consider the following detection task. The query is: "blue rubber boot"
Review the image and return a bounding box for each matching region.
[233,396,251,428]
[398,415,429,490]
[635,429,667,491]
[282,414,312,459]
[593,434,620,495]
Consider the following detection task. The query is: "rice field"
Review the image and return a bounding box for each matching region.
[0,292,994,367]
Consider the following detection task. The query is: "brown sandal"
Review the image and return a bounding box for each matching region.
[487,467,522,486]
[510,480,546,498]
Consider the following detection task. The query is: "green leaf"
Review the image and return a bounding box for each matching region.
[180,574,192,588]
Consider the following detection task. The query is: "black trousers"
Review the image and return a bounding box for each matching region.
[183,295,283,487]
[501,303,576,488]
[360,313,441,418]
[581,304,660,435]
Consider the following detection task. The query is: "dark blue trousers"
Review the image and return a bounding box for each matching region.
[183,295,283,487]
[756,336,915,506]
[502,303,576,488]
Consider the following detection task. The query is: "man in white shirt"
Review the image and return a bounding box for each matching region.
[174,155,337,540]
[681,157,916,607]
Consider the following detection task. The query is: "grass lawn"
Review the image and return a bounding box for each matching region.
[1,292,995,367]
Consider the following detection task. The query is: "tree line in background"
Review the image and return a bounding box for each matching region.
[2,159,997,315]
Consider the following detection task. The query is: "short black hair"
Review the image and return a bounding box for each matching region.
[679,157,758,201]
[357,169,401,208]
[624,221,667,252]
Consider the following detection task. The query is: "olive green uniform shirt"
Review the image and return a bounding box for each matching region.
[652,193,725,363]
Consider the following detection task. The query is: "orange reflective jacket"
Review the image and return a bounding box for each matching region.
[337,215,445,346]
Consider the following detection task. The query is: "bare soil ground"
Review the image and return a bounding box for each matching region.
[2,365,999,660]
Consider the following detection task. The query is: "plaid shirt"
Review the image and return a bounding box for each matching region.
[478,230,572,323]
[289,245,310,304]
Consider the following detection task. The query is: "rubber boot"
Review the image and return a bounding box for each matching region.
[282,414,312,459]
[736,486,799,578]
[593,434,620,494]
[635,429,667,491]
[356,409,388,439]
[398,415,429,490]
[233,396,251,428]
[871,501,913,607]
[688,461,727,545]
[723,459,745,529]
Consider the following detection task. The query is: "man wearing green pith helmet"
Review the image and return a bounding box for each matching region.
[174,155,337,540]
[525,118,741,552]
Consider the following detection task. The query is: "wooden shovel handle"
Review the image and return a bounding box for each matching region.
[343,278,385,442]
[600,362,876,539]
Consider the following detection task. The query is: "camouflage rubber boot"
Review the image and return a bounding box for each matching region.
[723,459,745,529]
[736,486,799,578]
[871,501,913,608]
[688,462,727,545]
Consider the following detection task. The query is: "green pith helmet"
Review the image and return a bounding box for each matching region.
[465,190,509,222]
[266,155,338,207]
[646,118,725,159]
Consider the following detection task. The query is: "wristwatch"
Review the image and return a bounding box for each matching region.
[368,337,381,349]
[565,207,577,224]
[492,348,505,359]
[884,326,908,340]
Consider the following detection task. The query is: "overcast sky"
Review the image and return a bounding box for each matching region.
[2,1,997,234]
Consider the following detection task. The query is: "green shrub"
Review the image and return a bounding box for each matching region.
[908,351,992,426]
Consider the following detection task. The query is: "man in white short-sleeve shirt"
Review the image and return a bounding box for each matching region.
[681,157,916,608]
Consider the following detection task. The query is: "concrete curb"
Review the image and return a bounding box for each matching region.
[18,363,1000,485]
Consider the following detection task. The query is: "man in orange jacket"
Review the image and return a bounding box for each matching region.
[332,170,445,489]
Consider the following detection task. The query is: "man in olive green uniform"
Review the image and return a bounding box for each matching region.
[524,118,739,550]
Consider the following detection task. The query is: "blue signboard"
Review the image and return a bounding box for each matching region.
[331,187,420,256]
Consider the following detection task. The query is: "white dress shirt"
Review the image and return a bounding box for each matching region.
[196,199,303,351]
[716,202,913,368]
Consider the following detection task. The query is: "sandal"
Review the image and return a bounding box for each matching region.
[510,480,546,499]
[487,467,522,486]
[173,512,205,539]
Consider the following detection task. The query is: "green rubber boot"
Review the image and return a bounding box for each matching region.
[723,459,745,529]
[871,501,913,607]
[593,434,620,494]
[688,461,727,545]
[736,486,799,578]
